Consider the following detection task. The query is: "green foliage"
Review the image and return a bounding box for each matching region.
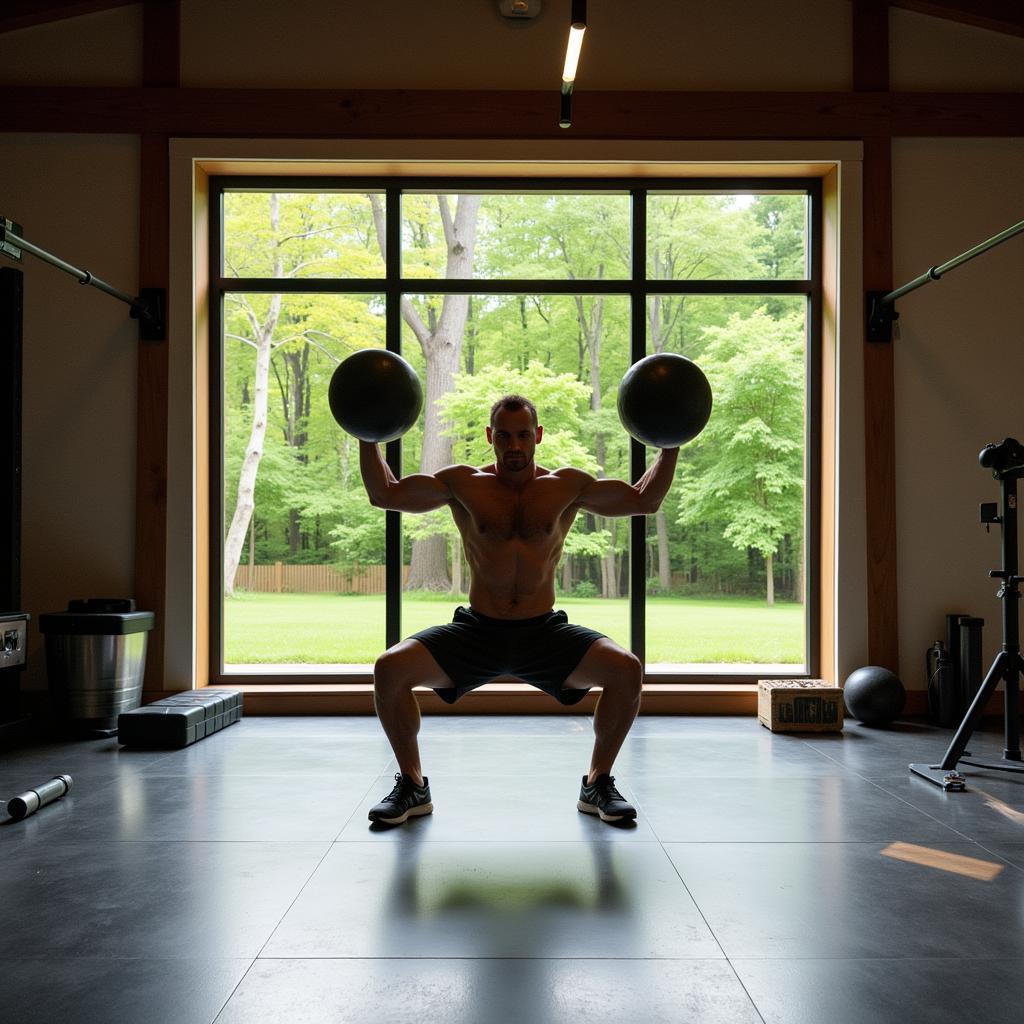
[678,307,805,566]
[438,361,596,471]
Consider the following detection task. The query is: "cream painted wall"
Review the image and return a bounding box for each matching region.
[177,0,853,91]
[890,10,1024,90]
[0,7,142,86]
[0,134,141,690]
[4,2,1021,93]
[891,138,1024,691]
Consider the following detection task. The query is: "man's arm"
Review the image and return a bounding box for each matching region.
[358,440,454,513]
[566,447,680,517]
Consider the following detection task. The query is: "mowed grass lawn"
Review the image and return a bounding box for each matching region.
[224,593,804,665]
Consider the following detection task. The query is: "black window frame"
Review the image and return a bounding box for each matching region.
[209,175,822,685]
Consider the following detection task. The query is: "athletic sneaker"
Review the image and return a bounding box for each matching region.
[578,773,637,822]
[368,772,433,825]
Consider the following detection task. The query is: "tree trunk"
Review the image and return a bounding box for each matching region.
[223,299,279,596]
[247,513,255,586]
[223,197,283,597]
[562,556,572,593]
[278,344,310,556]
[766,550,775,606]
[406,195,482,591]
[656,508,671,591]
[648,292,681,592]
[600,547,614,599]
[451,536,462,596]
[406,326,463,589]
[578,287,618,600]
[368,193,482,591]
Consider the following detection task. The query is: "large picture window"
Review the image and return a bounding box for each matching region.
[210,178,820,682]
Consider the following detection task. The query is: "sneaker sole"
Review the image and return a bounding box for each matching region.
[577,799,636,823]
[368,802,433,825]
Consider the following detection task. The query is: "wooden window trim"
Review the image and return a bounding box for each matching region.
[185,155,839,708]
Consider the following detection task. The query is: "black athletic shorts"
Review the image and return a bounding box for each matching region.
[409,605,606,705]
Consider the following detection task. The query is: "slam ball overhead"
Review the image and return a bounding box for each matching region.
[328,349,423,443]
[617,353,713,449]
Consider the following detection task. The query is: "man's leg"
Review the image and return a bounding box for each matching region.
[373,638,456,786]
[563,638,643,783]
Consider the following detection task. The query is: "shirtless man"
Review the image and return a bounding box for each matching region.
[361,394,679,826]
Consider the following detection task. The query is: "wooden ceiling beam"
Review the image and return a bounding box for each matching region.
[3,87,1022,138]
[887,0,1024,37]
[0,0,136,34]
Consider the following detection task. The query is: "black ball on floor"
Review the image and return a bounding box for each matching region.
[617,352,713,448]
[844,665,906,727]
[328,349,423,443]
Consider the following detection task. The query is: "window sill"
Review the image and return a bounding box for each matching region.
[152,682,761,715]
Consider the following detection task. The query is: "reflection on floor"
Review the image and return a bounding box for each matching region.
[2,713,1024,1024]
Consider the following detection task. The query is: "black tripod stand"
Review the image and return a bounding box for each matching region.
[910,438,1024,791]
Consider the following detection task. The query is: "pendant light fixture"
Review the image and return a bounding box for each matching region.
[559,0,586,128]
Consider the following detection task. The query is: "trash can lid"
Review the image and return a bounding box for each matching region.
[67,598,136,614]
[39,611,155,635]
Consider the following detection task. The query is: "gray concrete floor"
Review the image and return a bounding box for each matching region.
[2,713,1024,1023]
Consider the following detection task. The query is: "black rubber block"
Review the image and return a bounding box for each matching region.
[118,690,244,748]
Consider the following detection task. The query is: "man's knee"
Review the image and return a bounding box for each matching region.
[594,641,643,700]
[620,650,644,701]
[374,642,418,695]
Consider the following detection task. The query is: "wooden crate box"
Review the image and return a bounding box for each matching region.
[758,679,844,733]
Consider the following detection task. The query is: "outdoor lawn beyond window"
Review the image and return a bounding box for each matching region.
[214,181,818,678]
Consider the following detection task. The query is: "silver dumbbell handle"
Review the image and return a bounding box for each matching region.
[6,775,74,821]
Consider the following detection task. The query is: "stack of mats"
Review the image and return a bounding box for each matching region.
[118,689,243,748]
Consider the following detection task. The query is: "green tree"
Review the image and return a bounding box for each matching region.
[221,191,384,593]
[751,194,806,281]
[370,193,483,591]
[678,308,805,605]
[645,195,766,592]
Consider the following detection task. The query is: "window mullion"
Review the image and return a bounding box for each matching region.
[385,188,402,650]
[630,188,647,666]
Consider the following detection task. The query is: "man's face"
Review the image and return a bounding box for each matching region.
[486,407,543,473]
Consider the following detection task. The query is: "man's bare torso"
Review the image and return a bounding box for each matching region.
[438,463,581,619]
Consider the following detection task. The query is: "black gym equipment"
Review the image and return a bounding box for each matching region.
[0,263,31,738]
[616,352,713,449]
[328,349,424,443]
[924,614,986,726]
[118,689,243,748]
[910,438,1024,792]
[867,218,1024,343]
[926,638,958,727]
[0,216,164,340]
[4,774,73,822]
[843,665,906,727]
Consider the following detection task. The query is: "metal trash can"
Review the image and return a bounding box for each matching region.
[39,599,155,734]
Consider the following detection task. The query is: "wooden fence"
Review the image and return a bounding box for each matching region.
[233,563,408,594]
